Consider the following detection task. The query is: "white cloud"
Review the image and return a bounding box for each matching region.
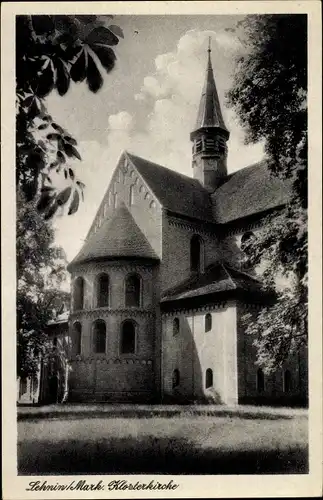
[108,111,134,131]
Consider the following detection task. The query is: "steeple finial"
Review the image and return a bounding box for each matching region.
[190,36,229,136]
[208,36,212,54]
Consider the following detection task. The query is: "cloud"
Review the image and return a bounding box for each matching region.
[108,111,134,131]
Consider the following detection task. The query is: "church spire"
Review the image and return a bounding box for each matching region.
[191,37,229,137]
[190,39,230,192]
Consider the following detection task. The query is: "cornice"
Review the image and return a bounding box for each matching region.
[71,262,155,276]
[167,215,218,237]
[70,308,155,319]
[70,356,153,366]
[162,302,228,316]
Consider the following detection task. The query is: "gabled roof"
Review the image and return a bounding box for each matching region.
[213,161,291,224]
[191,46,229,137]
[68,203,159,268]
[127,152,214,222]
[161,262,266,303]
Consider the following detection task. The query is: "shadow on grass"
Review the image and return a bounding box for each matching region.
[18,436,308,475]
[18,410,295,422]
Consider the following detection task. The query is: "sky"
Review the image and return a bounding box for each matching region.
[46,15,265,264]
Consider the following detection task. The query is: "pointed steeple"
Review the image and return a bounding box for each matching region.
[191,37,229,138]
[190,39,230,191]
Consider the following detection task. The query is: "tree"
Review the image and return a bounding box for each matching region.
[227,15,307,373]
[16,15,123,218]
[17,189,70,378]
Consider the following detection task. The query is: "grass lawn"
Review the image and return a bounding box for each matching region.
[18,412,308,475]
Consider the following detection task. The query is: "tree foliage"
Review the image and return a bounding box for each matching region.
[17,189,70,378]
[227,15,307,372]
[16,15,123,218]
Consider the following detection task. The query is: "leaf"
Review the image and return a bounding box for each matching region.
[68,189,80,215]
[47,133,61,140]
[90,44,116,73]
[69,168,75,180]
[53,15,79,36]
[56,186,72,206]
[37,123,49,130]
[63,135,77,145]
[23,95,35,108]
[63,143,82,160]
[44,201,59,220]
[51,122,65,133]
[85,26,119,46]
[56,150,66,163]
[107,24,124,39]
[36,191,54,212]
[74,15,97,24]
[31,15,55,35]
[86,53,103,93]
[35,61,55,98]
[70,49,87,83]
[55,58,70,96]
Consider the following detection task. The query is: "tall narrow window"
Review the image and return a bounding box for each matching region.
[205,313,212,332]
[173,317,180,336]
[129,185,135,206]
[205,368,213,389]
[74,277,84,310]
[172,369,180,389]
[190,235,204,273]
[256,368,265,393]
[283,369,292,393]
[97,273,110,307]
[73,322,82,355]
[125,274,141,307]
[93,320,106,354]
[121,320,136,354]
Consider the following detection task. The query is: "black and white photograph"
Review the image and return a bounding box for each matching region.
[1,1,322,498]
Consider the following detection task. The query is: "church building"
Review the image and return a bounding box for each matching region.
[21,45,307,406]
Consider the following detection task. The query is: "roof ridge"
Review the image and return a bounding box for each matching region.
[221,262,237,289]
[223,263,262,284]
[126,151,201,185]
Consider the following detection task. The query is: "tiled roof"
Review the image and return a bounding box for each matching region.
[47,311,69,325]
[127,153,214,222]
[68,203,159,268]
[213,161,291,224]
[161,262,266,303]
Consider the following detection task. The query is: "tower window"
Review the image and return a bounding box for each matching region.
[129,185,135,206]
[125,273,141,308]
[73,322,82,355]
[93,320,106,354]
[173,317,180,336]
[256,368,265,393]
[195,139,203,153]
[121,320,136,354]
[190,235,204,273]
[283,369,292,393]
[172,369,180,389]
[205,368,213,389]
[97,273,110,307]
[73,277,84,311]
[205,313,212,332]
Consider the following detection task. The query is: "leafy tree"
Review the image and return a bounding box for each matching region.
[16,15,123,218]
[227,15,307,372]
[17,189,70,378]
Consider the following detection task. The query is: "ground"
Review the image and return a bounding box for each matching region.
[18,405,308,475]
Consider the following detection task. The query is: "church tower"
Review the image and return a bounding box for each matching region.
[190,39,230,191]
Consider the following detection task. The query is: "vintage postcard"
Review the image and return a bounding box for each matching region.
[1,1,322,498]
